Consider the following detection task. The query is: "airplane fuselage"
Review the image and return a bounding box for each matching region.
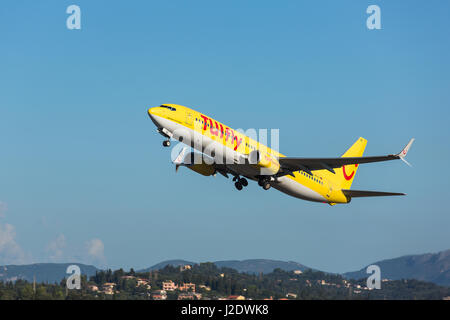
[148,104,350,204]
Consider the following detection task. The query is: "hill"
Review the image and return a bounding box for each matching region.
[138,259,310,274]
[344,249,450,286]
[0,263,98,284]
[2,249,449,287]
[213,259,310,274]
[137,259,196,272]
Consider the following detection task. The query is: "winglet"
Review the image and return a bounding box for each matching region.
[397,138,415,167]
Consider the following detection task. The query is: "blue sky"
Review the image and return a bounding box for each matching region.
[0,0,449,273]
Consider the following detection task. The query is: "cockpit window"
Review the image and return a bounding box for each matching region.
[160,105,176,111]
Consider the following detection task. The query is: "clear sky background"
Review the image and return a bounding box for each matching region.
[0,0,449,273]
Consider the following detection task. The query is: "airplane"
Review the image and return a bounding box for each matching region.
[147,104,414,205]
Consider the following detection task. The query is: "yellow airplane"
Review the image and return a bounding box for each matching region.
[148,104,414,205]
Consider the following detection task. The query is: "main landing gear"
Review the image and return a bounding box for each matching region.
[162,140,171,147]
[258,178,271,190]
[233,176,248,191]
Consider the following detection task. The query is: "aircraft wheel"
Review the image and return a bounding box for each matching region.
[262,182,271,190]
[258,179,264,187]
[240,178,248,187]
[235,181,243,191]
[163,140,171,147]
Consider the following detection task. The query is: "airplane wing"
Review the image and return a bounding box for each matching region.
[278,138,414,175]
[342,189,406,197]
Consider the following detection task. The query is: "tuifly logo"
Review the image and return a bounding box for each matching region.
[342,164,358,181]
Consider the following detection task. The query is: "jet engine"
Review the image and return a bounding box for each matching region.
[248,150,280,176]
[180,152,216,176]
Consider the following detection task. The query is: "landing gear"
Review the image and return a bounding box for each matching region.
[233,176,248,191]
[162,140,171,147]
[258,178,271,190]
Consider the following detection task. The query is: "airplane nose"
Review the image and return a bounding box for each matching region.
[148,107,156,118]
[148,107,158,120]
[148,107,161,127]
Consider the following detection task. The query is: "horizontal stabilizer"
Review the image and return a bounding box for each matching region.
[342,189,406,198]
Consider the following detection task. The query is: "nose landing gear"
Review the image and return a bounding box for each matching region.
[162,140,171,147]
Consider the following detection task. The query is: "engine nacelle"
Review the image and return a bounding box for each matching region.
[182,152,216,176]
[248,150,280,176]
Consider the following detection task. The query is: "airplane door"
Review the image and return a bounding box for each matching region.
[185,111,193,127]
[326,186,332,198]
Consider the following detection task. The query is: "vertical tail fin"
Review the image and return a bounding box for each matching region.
[336,137,367,189]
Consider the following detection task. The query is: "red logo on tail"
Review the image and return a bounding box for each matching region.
[342,164,358,181]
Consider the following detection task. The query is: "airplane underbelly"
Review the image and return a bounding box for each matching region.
[272,177,327,203]
[227,164,261,177]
